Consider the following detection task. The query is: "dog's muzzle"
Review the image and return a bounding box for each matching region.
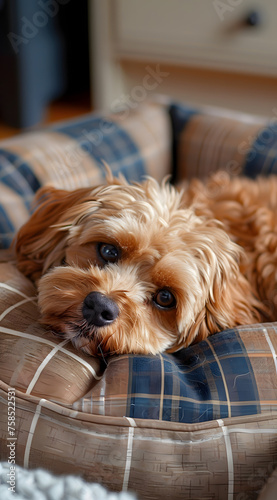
[82,292,119,327]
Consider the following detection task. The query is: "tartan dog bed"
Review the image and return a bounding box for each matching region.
[0,99,277,499]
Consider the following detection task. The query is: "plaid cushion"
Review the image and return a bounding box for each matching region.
[0,150,41,247]
[0,263,276,499]
[74,325,277,423]
[1,263,276,424]
[169,102,277,181]
[1,100,277,498]
[244,122,277,177]
[0,102,171,248]
[52,115,147,180]
[0,381,276,500]
[0,263,103,403]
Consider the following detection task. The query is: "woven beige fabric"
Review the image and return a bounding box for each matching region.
[0,381,276,499]
[176,114,266,181]
[0,263,276,499]
[257,467,277,500]
[0,263,103,404]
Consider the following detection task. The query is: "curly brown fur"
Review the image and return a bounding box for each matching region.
[13,172,276,357]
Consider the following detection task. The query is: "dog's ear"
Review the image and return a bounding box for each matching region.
[170,224,263,351]
[14,185,92,281]
[191,266,263,346]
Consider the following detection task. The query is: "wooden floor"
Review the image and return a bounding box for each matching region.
[0,94,92,140]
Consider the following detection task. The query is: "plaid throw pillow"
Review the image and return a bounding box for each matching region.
[169,102,277,181]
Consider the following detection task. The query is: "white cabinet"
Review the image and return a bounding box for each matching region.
[90,0,277,116]
[115,0,277,76]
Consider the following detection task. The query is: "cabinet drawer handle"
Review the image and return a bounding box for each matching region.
[244,10,262,27]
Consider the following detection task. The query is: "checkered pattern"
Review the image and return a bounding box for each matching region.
[0,102,171,248]
[0,150,40,247]
[169,101,277,181]
[0,264,103,403]
[1,99,277,499]
[0,263,276,498]
[2,263,276,426]
[73,325,277,423]
[53,115,147,180]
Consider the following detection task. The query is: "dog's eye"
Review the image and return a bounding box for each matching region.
[153,289,176,310]
[98,243,119,264]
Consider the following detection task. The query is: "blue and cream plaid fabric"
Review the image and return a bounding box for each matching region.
[2,99,277,247]
[72,324,277,423]
[0,150,41,247]
[1,101,277,498]
[0,101,171,248]
[1,263,277,427]
[52,115,147,180]
[0,99,277,426]
[169,101,277,181]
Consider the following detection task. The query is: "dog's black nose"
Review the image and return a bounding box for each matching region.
[82,292,119,327]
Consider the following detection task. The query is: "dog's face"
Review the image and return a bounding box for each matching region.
[14,176,261,356]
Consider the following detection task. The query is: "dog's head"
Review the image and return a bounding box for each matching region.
[14,175,261,356]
